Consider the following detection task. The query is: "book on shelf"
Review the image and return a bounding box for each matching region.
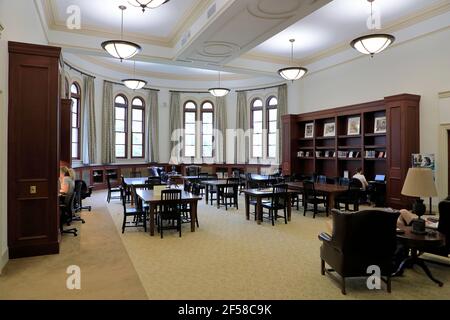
[338,151,348,158]
[316,151,322,158]
[378,152,385,158]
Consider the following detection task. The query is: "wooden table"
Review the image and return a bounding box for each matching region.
[203,180,239,208]
[242,188,293,225]
[124,177,166,205]
[394,226,446,286]
[182,175,217,183]
[247,174,279,188]
[286,182,348,214]
[135,188,202,236]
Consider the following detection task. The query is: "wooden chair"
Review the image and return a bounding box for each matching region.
[219,178,239,210]
[303,180,328,218]
[120,188,146,233]
[106,174,121,203]
[59,192,78,237]
[335,178,362,212]
[262,184,289,226]
[158,189,182,238]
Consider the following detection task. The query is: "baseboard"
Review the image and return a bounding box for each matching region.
[0,249,8,275]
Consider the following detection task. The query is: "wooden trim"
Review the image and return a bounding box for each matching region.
[131,97,145,159]
[8,41,61,57]
[114,94,128,159]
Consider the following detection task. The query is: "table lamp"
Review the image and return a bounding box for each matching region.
[401,168,437,234]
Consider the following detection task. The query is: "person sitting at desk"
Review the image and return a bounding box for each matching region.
[59,166,75,197]
[353,168,369,191]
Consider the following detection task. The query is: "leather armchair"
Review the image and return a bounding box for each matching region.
[318,209,399,294]
[148,166,164,177]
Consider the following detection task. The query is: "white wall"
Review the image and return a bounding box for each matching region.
[0,0,48,272]
[287,27,450,200]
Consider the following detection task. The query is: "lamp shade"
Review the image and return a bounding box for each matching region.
[101,40,141,61]
[122,79,147,90]
[350,34,395,56]
[401,168,437,198]
[208,87,230,97]
[278,67,307,81]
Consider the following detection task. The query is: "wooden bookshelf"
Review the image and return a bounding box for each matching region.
[282,94,420,209]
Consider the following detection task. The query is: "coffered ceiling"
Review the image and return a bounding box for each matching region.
[35,0,450,84]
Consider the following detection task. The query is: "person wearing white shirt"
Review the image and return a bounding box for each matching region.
[352,168,369,191]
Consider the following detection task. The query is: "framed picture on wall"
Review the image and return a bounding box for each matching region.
[305,123,314,138]
[374,116,387,133]
[323,123,336,137]
[347,117,361,136]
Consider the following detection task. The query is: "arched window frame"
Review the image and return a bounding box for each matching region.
[250,98,264,159]
[183,101,197,158]
[114,94,128,159]
[266,96,278,159]
[201,101,214,158]
[70,82,81,160]
[131,97,145,159]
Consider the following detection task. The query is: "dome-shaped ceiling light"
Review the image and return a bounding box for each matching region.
[122,60,147,90]
[278,39,307,81]
[128,0,170,12]
[209,71,230,97]
[101,6,141,61]
[350,0,395,57]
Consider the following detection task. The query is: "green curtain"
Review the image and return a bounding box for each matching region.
[169,92,181,163]
[214,96,227,163]
[277,84,288,163]
[82,75,97,164]
[235,91,249,164]
[147,90,159,163]
[101,81,115,164]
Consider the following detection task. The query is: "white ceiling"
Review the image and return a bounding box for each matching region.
[250,0,447,60]
[48,0,203,41]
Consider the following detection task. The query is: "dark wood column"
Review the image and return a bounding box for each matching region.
[60,98,73,167]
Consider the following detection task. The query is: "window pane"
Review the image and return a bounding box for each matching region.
[185,123,196,134]
[132,121,142,133]
[202,146,212,157]
[203,123,213,135]
[115,95,126,104]
[268,146,277,158]
[132,109,143,121]
[72,143,78,158]
[71,84,78,94]
[116,145,125,158]
[253,146,262,158]
[268,133,277,145]
[202,112,213,123]
[185,134,196,146]
[254,122,263,133]
[132,98,143,106]
[268,97,278,106]
[132,133,143,145]
[185,146,195,157]
[269,121,277,133]
[202,102,213,110]
[253,110,262,122]
[269,109,277,120]
[115,107,125,120]
[185,102,196,110]
[185,112,195,123]
[116,133,125,145]
[115,120,125,132]
[72,128,78,142]
[202,135,213,146]
[253,133,262,146]
[72,113,78,127]
[71,99,78,112]
[132,145,143,157]
[253,99,263,108]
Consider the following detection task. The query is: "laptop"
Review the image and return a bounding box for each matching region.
[374,175,385,182]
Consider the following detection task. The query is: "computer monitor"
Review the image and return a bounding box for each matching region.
[374,174,385,182]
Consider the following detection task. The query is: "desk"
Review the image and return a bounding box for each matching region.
[123,177,166,205]
[203,180,239,208]
[135,189,202,236]
[394,226,446,286]
[286,182,348,214]
[242,188,293,225]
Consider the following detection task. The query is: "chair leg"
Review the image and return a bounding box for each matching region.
[143,212,147,232]
[179,217,182,237]
[284,208,287,224]
[386,276,392,293]
[321,259,325,275]
[303,202,307,216]
[271,209,275,226]
[122,215,126,234]
[341,277,346,295]
[313,203,317,219]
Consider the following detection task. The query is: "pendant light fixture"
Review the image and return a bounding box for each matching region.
[350,0,395,57]
[278,39,307,81]
[128,0,170,12]
[122,60,147,90]
[101,5,141,61]
[208,71,230,97]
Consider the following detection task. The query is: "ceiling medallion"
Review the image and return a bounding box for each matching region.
[101,6,141,61]
[128,0,170,13]
[350,0,395,57]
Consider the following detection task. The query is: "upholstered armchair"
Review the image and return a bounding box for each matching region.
[318,209,399,294]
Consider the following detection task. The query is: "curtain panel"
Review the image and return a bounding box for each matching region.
[169,92,181,163]
[277,84,288,164]
[101,81,115,164]
[147,90,159,163]
[235,91,249,164]
[82,75,97,164]
[214,96,227,163]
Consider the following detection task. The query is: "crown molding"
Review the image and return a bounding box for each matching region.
[43,0,208,48]
[243,0,450,67]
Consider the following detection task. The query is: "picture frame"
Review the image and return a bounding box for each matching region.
[323,122,336,137]
[304,123,314,138]
[374,116,387,134]
[347,117,361,136]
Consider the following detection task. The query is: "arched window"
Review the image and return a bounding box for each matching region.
[201,101,214,158]
[131,97,145,158]
[114,95,128,158]
[251,98,263,158]
[70,82,81,160]
[266,96,278,158]
[184,101,197,157]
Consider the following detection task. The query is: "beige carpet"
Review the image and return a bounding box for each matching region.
[0,193,147,300]
[105,191,450,300]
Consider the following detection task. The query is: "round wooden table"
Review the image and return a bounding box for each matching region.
[394,226,446,286]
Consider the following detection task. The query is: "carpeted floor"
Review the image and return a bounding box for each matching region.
[1,190,449,300]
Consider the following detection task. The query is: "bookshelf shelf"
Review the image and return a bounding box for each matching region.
[316,136,335,140]
[365,145,386,149]
[365,133,386,137]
